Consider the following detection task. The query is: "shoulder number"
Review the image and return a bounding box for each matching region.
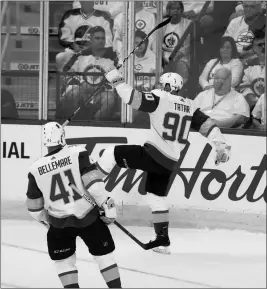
[162,112,192,144]
[50,169,82,204]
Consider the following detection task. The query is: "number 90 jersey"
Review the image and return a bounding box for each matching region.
[27,145,99,228]
[128,88,215,170]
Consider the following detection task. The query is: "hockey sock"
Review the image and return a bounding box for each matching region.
[55,255,79,288]
[100,263,121,288]
[58,270,79,288]
[152,210,170,238]
[94,253,121,288]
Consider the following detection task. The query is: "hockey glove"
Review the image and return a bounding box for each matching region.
[100,197,117,225]
[214,142,231,165]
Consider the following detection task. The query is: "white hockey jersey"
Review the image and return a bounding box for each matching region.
[224,16,253,54]
[26,145,100,228]
[93,1,124,19]
[124,88,225,170]
[162,18,192,64]
[58,8,113,48]
[240,64,265,97]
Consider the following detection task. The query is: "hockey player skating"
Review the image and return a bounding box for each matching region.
[95,66,231,254]
[26,122,122,288]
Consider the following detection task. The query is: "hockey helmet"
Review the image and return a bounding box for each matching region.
[43,122,66,147]
[158,72,183,93]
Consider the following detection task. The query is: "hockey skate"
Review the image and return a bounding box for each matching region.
[150,235,170,254]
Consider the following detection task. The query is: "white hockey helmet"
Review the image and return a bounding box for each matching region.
[43,122,66,147]
[159,72,183,93]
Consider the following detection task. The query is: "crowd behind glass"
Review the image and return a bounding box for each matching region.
[1,1,266,131]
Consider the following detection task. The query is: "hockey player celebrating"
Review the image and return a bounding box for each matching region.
[95,65,231,254]
[26,122,122,288]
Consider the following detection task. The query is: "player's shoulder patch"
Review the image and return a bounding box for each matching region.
[67,144,87,154]
[150,89,165,98]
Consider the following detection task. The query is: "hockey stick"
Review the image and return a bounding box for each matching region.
[61,16,172,127]
[68,183,161,250]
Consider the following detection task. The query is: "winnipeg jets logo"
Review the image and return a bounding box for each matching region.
[135,19,146,30]
[252,78,265,97]
[236,30,254,49]
[164,32,179,48]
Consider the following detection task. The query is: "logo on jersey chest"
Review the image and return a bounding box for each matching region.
[164,32,179,48]
[236,30,254,49]
[251,77,265,97]
[135,19,146,30]
[83,64,105,85]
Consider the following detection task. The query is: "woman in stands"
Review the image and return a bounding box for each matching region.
[199,36,243,90]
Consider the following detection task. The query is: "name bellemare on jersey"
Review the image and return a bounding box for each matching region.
[28,145,99,228]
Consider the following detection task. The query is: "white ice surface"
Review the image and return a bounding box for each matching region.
[1,220,266,288]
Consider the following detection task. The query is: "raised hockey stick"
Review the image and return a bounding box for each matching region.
[61,16,172,127]
[68,183,162,250]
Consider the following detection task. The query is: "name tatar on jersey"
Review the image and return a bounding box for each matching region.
[173,98,192,114]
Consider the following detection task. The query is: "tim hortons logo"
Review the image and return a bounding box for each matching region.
[66,137,266,203]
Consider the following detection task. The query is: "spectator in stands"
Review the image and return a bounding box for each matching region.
[183,1,214,22]
[1,89,18,119]
[240,29,265,108]
[134,30,156,91]
[223,1,266,63]
[74,1,123,19]
[252,93,266,130]
[134,1,156,53]
[56,1,113,71]
[229,1,266,22]
[195,1,242,66]
[199,36,243,90]
[59,26,118,121]
[113,1,156,63]
[162,1,192,85]
[194,67,250,128]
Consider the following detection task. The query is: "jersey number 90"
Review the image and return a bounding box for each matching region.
[162,112,192,144]
[50,169,82,204]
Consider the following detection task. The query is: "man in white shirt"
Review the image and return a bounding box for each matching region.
[223,1,265,60]
[194,67,250,128]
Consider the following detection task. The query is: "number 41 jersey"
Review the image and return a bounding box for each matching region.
[128,89,217,170]
[27,145,99,228]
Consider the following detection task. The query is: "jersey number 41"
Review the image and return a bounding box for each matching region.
[50,169,82,204]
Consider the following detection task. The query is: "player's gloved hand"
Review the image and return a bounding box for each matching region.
[103,66,125,88]
[100,197,117,225]
[214,142,231,165]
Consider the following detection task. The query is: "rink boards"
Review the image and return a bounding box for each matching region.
[1,124,266,232]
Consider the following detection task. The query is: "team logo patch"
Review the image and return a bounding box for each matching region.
[251,78,265,97]
[164,32,179,48]
[135,64,143,71]
[135,19,146,30]
[83,65,105,85]
[236,30,254,48]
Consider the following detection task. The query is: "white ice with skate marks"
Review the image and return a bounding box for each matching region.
[1,220,266,288]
